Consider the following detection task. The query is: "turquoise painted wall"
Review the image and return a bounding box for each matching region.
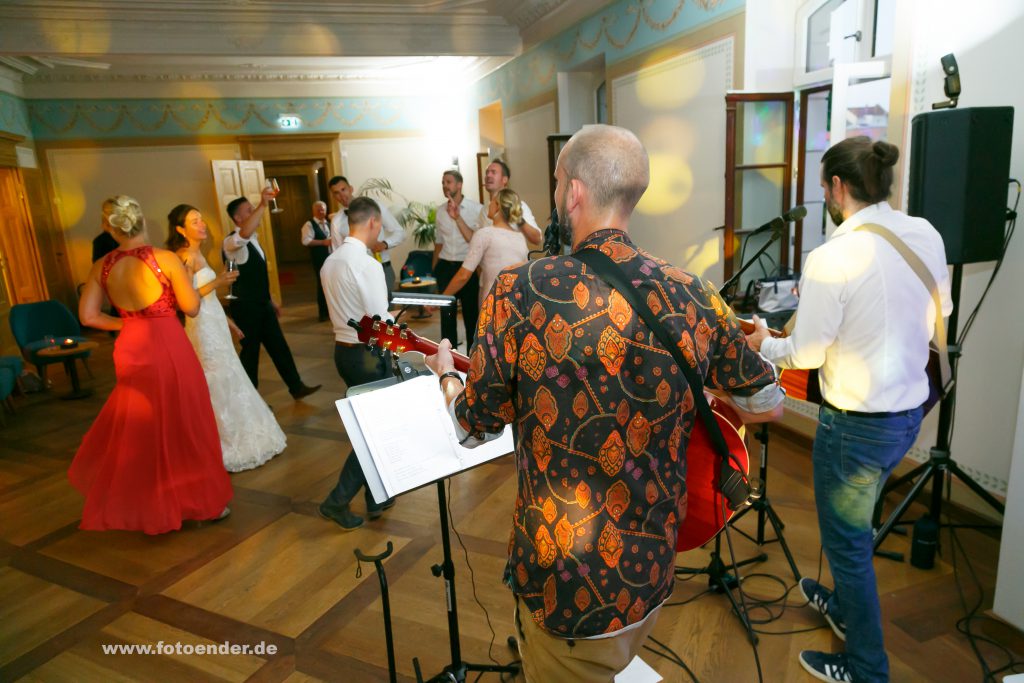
[473,0,744,110]
[26,96,442,141]
[0,91,31,140]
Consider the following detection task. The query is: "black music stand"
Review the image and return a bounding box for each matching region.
[345,365,519,683]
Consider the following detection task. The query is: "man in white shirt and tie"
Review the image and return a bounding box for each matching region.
[747,136,953,683]
[328,175,406,297]
[300,200,332,322]
[433,169,483,346]
[223,190,321,400]
[447,159,542,246]
[319,196,395,530]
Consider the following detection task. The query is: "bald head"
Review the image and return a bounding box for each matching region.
[559,124,649,215]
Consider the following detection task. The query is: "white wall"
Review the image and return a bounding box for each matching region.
[907,0,1024,630]
[743,0,798,92]
[48,142,241,288]
[503,102,558,229]
[557,70,600,134]
[612,37,735,285]
[339,135,461,270]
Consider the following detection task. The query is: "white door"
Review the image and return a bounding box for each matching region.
[211,160,282,303]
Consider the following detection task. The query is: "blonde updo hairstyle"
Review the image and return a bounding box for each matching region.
[107,195,146,237]
[494,188,523,227]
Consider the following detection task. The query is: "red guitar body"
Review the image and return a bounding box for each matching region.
[676,396,750,552]
[351,315,750,553]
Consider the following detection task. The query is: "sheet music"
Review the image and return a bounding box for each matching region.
[337,375,513,501]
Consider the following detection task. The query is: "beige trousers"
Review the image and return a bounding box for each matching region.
[514,600,662,682]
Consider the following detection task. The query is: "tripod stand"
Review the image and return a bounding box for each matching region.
[729,424,802,583]
[413,479,520,683]
[873,265,1004,556]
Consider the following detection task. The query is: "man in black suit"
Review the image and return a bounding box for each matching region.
[223,187,321,400]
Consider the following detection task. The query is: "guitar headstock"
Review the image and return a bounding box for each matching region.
[349,315,419,355]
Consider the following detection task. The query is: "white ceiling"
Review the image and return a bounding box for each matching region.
[0,0,613,88]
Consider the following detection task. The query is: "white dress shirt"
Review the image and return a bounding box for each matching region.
[330,204,405,264]
[321,236,391,344]
[476,198,537,234]
[301,218,332,250]
[760,201,953,413]
[223,228,266,264]
[435,195,483,261]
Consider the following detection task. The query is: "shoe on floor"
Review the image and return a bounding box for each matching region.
[291,383,322,400]
[800,577,847,641]
[318,502,364,531]
[799,650,853,682]
[214,507,231,521]
[367,498,396,521]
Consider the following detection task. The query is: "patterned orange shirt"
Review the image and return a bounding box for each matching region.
[454,230,776,637]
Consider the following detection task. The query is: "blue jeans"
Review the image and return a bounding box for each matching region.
[813,404,923,683]
[322,344,389,511]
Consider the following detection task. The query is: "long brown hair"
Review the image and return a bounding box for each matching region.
[166,203,199,251]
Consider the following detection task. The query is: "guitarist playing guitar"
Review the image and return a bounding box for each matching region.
[745,136,952,683]
[420,125,784,682]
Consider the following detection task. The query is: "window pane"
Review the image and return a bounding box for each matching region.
[735,167,785,230]
[873,0,896,57]
[736,101,788,165]
[845,77,890,141]
[807,0,846,72]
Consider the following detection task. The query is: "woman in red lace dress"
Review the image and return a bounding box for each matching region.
[71,195,232,534]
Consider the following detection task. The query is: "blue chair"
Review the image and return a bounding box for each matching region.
[0,364,15,425]
[9,300,93,386]
[400,250,435,281]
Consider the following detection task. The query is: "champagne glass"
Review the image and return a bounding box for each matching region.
[267,178,284,214]
[225,259,238,300]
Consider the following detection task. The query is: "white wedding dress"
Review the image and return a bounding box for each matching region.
[185,267,286,472]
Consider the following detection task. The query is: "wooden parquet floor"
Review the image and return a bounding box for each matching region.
[1,263,1020,682]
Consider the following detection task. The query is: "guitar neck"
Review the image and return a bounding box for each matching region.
[736,317,787,338]
[411,336,470,373]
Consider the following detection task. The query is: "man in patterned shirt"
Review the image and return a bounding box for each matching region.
[426,124,784,682]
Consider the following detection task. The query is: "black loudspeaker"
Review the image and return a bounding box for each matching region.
[908,106,1014,264]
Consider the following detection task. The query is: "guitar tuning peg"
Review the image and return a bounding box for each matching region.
[399,322,408,330]
[387,318,395,325]
[372,314,381,322]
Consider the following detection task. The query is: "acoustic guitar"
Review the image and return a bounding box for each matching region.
[738,317,944,414]
[349,315,750,553]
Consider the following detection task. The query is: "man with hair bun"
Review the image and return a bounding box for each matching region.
[747,136,953,683]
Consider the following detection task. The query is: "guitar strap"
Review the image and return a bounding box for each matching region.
[574,248,755,511]
[853,223,952,393]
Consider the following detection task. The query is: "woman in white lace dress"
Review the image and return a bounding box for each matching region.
[167,204,286,472]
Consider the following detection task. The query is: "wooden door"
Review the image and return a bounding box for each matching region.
[21,168,71,305]
[211,160,282,303]
[268,174,312,264]
[0,167,48,304]
[723,92,795,290]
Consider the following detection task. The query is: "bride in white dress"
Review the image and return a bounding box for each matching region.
[168,204,286,472]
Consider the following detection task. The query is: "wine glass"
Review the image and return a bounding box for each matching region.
[267,178,284,214]
[225,259,238,300]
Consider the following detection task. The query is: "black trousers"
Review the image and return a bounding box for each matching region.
[312,256,328,319]
[434,258,480,347]
[323,343,391,510]
[229,299,303,393]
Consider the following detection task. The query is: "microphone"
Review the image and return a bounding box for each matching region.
[747,206,807,236]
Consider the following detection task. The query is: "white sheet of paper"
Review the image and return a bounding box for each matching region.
[336,397,389,504]
[338,375,513,500]
[614,655,663,683]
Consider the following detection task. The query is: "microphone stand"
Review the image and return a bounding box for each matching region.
[720,222,787,302]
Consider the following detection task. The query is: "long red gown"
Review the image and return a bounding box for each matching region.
[69,246,232,534]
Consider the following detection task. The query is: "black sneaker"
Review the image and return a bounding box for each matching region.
[799,651,853,682]
[318,502,364,531]
[291,383,322,400]
[800,577,847,641]
[366,497,396,521]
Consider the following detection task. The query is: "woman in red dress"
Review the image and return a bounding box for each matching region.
[71,195,232,534]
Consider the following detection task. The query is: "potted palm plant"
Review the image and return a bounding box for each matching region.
[357,178,437,248]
